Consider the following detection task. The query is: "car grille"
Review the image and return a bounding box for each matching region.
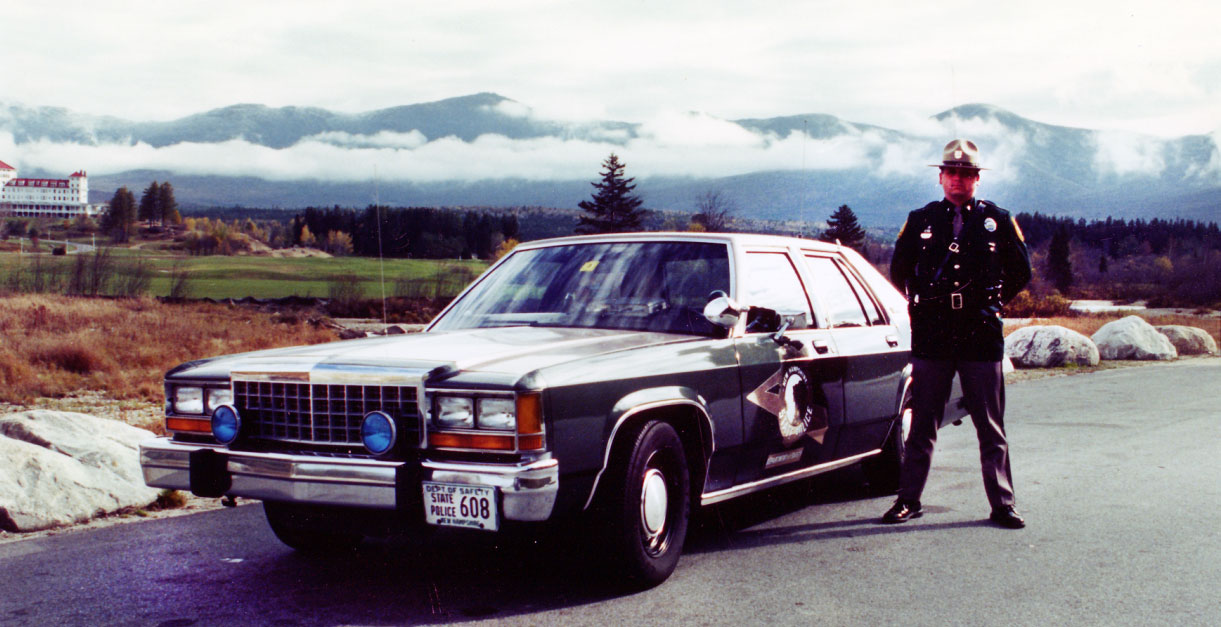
[233,380,420,449]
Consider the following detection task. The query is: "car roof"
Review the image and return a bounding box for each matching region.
[517,231,844,253]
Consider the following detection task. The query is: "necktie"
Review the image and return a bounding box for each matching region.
[952,207,963,237]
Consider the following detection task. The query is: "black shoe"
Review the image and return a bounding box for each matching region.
[881,500,922,524]
[990,506,1025,529]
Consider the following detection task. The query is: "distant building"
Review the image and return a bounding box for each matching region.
[0,159,106,219]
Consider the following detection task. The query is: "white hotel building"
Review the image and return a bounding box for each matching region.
[0,159,105,219]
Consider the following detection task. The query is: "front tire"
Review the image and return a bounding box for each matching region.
[602,420,691,588]
[863,404,911,493]
[264,501,363,553]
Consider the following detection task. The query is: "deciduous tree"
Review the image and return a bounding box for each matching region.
[692,190,736,232]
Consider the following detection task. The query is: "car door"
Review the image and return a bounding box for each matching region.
[733,249,845,485]
[802,253,909,458]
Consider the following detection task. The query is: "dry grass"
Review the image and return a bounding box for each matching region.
[0,294,339,411]
[1004,312,1221,345]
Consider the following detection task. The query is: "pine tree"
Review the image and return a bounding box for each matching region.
[102,187,137,242]
[157,182,178,226]
[1047,227,1073,294]
[820,204,866,251]
[138,182,161,223]
[576,153,647,234]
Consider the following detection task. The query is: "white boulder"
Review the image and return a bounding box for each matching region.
[0,410,161,532]
[1091,316,1178,361]
[1155,325,1218,356]
[1005,325,1100,368]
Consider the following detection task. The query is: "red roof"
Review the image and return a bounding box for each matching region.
[0,160,14,171]
[7,178,70,188]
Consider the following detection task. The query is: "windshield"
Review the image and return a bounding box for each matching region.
[431,241,731,335]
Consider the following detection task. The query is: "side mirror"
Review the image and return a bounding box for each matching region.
[703,293,742,329]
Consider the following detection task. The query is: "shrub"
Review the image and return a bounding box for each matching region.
[1004,290,1073,318]
[325,274,366,316]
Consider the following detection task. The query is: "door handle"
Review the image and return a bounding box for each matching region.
[885,334,899,347]
[812,340,831,354]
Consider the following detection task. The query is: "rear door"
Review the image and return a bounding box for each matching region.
[802,253,909,457]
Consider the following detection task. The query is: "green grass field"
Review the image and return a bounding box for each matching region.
[0,246,489,300]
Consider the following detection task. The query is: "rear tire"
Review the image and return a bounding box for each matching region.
[863,404,911,494]
[264,501,363,553]
[600,420,691,589]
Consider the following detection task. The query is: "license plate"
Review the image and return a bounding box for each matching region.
[422,482,499,531]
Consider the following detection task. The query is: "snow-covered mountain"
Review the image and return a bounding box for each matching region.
[1,94,1217,226]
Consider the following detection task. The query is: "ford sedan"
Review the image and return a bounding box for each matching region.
[141,232,957,587]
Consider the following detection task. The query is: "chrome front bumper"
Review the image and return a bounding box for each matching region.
[139,438,559,522]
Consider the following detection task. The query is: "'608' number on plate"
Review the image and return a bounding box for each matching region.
[422,482,499,531]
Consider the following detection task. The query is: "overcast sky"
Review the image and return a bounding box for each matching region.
[2,0,1218,137]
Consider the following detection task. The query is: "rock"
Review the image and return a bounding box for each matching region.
[0,411,160,532]
[1091,316,1178,361]
[1155,325,1218,356]
[1005,325,1100,368]
[337,328,368,340]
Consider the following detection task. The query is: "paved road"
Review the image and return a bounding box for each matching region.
[2,358,1218,626]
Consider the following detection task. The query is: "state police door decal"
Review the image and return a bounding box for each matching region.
[746,364,829,448]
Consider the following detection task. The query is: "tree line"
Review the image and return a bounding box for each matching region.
[290,206,522,260]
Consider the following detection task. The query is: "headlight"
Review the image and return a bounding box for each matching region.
[174,386,204,415]
[477,398,516,431]
[206,388,233,412]
[435,396,475,429]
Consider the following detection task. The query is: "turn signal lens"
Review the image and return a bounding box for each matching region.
[428,432,515,451]
[167,417,210,433]
[516,393,544,450]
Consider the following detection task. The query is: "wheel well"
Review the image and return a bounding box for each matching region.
[604,405,710,505]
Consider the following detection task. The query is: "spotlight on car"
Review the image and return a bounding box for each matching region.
[211,404,242,445]
[361,411,397,455]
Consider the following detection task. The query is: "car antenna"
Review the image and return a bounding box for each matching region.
[374,165,388,324]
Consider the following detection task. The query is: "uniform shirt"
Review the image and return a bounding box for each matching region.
[891,198,1031,361]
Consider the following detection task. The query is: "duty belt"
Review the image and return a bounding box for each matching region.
[912,281,975,310]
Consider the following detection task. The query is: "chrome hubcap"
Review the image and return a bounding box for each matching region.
[641,468,668,542]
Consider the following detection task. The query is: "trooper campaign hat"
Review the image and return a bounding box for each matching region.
[930,138,986,170]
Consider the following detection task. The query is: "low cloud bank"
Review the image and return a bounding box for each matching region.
[1,111,1215,186]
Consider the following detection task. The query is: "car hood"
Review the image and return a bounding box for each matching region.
[168,326,699,385]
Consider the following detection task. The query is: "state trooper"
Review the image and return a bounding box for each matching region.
[882,139,1032,529]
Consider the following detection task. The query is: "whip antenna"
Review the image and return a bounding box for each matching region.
[375,166,387,324]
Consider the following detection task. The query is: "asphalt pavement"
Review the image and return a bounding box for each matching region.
[1,357,1217,626]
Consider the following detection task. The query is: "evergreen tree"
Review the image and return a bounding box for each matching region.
[157,182,178,225]
[576,153,646,234]
[820,204,866,252]
[1047,227,1073,293]
[102,187,137,242]
[138,182,161,223]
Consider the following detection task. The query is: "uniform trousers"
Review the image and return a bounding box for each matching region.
[898,357,1015,509]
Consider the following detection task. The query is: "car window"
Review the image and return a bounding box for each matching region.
[742,252,812,330]
[802,255,871,328]
[432,241,731,335]
[837,261,887,325]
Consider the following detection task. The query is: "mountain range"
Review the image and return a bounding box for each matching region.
[1,93,1218,227]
